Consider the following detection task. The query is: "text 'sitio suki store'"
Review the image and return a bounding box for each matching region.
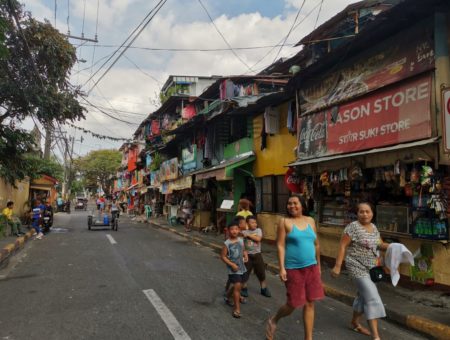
[292,69,450,287]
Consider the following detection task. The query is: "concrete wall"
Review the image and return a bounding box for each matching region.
[0,178,30,218]
[252,102,297,177]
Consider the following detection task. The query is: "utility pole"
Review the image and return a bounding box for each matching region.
[43,124,53,160]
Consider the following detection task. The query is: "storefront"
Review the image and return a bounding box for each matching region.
[191,150,255,232]
[291,73,450,286]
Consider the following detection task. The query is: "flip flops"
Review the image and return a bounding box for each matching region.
[351,323,371,336]
[232,311,241,318]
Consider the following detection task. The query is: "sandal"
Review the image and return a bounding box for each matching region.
[266,317,276,340]
[350,323,371,336]
[232,310,241,318]
[224,297,234,307]
[240,296,247,304]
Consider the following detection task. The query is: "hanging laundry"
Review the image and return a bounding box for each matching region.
[233,84,240,97]
[162,114,171,130]
[226,79,235,99]
[182,104,196,120]
[219,80,227,100]
[151,120,160,135]
[287,101,295,133]
[239,85,245,97]
[261,117,267,150]
[252,83,259,95]
[264,106,280,134]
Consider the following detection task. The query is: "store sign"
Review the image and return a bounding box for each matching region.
[300,23,434,114]
[443,87,450,152]
[298,75,432,159]
[150,171,160,187]
[284,168,303,193]
[182,145,197,172]
[159,158,179,181]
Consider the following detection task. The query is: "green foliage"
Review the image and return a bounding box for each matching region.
[0,0,85,184]
[74,149,121,192]
[159,84,189,104]
[0,125,35,184]
[150,152,162,171]
[70,178,85,195]
[25,155,64,182]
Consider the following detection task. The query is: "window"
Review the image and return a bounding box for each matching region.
[262,176,273,212]
[261,175,291,213]
[275,175,290,214]
[229,116,248,143]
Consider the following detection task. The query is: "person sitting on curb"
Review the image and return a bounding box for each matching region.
[2,201,24,237]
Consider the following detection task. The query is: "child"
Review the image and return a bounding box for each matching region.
[30,200,44,240]
[236,215,247,232]
[241,216,271,297]
[221,221,248,318]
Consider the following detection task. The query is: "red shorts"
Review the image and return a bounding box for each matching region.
[285,265,324,308]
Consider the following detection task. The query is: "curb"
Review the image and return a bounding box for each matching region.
[0,230,35,266]
[149,220,450,339]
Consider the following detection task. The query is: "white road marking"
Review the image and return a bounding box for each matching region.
[143,289,191,340]
[106,234,117,244]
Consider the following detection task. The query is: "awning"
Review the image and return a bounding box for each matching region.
[288,137,439,167]
[29,185,51,191]
[192,152,255,181]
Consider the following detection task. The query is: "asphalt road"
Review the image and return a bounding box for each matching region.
[0,210,428,340]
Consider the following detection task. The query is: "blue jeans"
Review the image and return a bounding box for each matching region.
[31,219,42,234]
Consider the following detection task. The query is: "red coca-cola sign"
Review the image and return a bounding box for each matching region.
[285,168,303,193]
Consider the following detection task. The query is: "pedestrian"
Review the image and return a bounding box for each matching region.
[30,200,44,240]
[236,198,253,218]
[111,199,120,222]
[236,215,247,232]
[331,202,389,340]
[224,216,248,295]
[266,194,324,340]
[2,201,24,236]
[57,196,64,212]
[99,196,105,213]
[221,220,248,319]
[181,193,194,232]
[241,215,271,298]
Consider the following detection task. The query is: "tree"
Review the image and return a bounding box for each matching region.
[25,155,64,181]
[74,150,121,194]
[0,0,85,184]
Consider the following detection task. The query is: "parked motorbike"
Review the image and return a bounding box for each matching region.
[42,208,53,233]
[64,201,71,214]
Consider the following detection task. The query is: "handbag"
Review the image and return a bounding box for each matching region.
[369,266,386,283]
[369,247,387,283]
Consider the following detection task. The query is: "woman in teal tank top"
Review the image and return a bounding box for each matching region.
[266,195,324,340]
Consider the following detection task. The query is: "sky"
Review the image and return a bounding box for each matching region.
[21,0,358,158]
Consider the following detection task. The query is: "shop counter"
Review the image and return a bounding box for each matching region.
[216,208,234,234]
[193,210,211,230]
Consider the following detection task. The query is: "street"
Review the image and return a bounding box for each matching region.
[0,211,428,340]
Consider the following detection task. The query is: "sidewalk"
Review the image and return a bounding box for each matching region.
[140,215,450,340]
[0,228,35,268]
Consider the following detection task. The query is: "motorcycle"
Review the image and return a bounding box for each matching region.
[42,204,53,233]
[64,201,71,214]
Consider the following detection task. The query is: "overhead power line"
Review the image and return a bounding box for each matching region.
[80,96,139,125]
[77,43,296,52]
[245,0,323,74]
[197,0,254,73]
[85,0,168,94]
[314,0,325,29]
[272,0,307,63]
[123,54,162,85]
